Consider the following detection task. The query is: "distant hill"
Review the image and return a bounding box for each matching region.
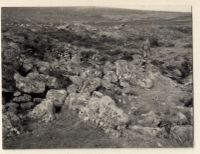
[2,7,191,24]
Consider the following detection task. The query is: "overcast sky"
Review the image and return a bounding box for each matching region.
[92,0,191,12]
[98,5,191,12]
[62,0,192,12]
[0,0,192,12]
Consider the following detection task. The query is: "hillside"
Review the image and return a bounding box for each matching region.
[2,7,193,148]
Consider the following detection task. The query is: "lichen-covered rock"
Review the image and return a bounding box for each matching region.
[14,73,46,94]
[29,89,67,122]
[65,92,130,137]
[46,89,67,106]
[137,78,154,89]
[80,67,102,78]
[93,91,104,98]
[103,71,118,83]
[50,60,83,76]
[115,60,150,88]
[27,71,59,89]
[13,94,32,103]
[102,78,116,90]
[22,58,34,73]
[90,95,129,124]
[35,61,50,74]
[69,76,83,86]
[29,99,55,122]
[80,77,101,93]
[66,92,89,111]
[132,54,143,65]
[137,111,160,127]
[67,84,79,93]
[45,76,59,89]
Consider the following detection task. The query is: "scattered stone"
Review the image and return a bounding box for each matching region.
[173,68,183,77]
[115,60,152,88]
[66,93,89,111]
[69,76,83,87]
[102,79,116,90]
[7,106,18,114]
[13,91,21,97]
[50,60,83,76]
[13,94,32,103]
[132,54,143,65]
[14,73,46,94]
[119,79,131,88]
[137,111,160,127]
[20,102,35,110]
[5,102,19,108]
[71,53,81,65]
[29,99,55,122]
[27,72,59,89]
[45,76,59,89]
[46,89,67,106]
[137,78,154,89]
[173,112,188,125]
[120,94,136,105]
[103,71,118,83]
[29,89,67,122]
[92,91,104,98]
[35,61,50,74]
[67,84,79,93]
[22,60,34,73]
[80,77,101,93]
[2,18,193,147]
[80,67,102,78]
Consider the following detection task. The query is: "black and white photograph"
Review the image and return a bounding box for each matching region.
[1,5,193,149]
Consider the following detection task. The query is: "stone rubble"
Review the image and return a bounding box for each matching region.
[2,18,193,147]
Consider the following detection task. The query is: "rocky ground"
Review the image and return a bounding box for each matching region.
[2,7,193,148]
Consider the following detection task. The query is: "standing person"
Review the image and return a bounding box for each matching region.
[140,37,151,71]
[141,37,151,59]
